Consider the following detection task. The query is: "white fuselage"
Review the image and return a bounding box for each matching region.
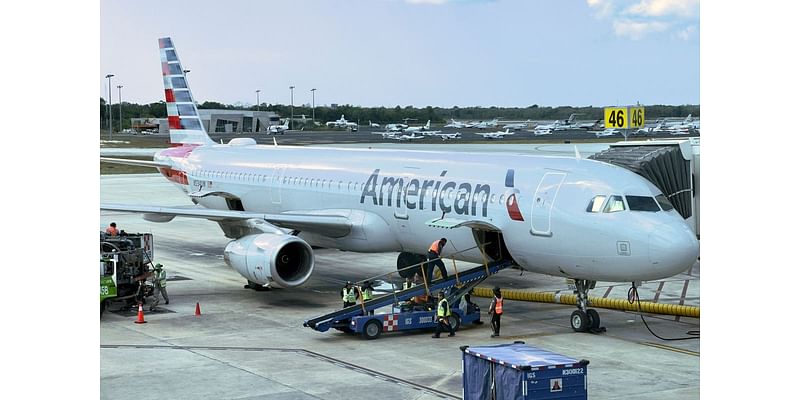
[156,144,698,283]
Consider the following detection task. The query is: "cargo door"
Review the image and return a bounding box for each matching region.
[529,172,566,237]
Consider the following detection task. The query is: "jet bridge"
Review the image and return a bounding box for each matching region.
[589,138,700,237]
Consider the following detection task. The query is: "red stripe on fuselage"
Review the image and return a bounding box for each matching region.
[156,145,198,186]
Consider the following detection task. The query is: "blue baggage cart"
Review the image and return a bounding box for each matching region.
[462,342,589,399]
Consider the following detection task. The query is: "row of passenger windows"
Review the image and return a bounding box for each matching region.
[192,170,514,205]
[586,194,674,213]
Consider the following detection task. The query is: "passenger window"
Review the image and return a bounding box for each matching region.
[603,196,625,213]
[626,195,660,212]
[586,195,607,213]
[655,194,674,211]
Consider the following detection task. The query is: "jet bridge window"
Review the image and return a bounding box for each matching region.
[626,195,660,212]
[655,194,674,211]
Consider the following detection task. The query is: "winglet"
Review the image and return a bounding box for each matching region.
[574,145,582,159]
[159,37,214,146]
[273,137,278,146]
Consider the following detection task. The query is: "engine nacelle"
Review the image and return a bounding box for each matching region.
[223,233,314,288]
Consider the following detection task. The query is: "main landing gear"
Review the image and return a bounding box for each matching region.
[570,279,605,333]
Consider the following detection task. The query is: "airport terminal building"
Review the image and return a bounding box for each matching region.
[132,110,280,134]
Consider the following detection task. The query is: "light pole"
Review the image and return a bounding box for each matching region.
[255,89,261,132]
[117,85,123,133]
[105,74,114,139]
[289,85,295,131]
[310,88,316,124]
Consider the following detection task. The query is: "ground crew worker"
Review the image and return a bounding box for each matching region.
[432,291,455,338]
[426,238,448,284]
[342,281,356,308]
[105,222,119,236]
[360,281,374,315]
[489,286,504,337]
[150,263,169,311]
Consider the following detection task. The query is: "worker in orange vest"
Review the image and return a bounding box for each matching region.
[489,286,504,337]
[105,222,119,236]
[425,238,448,284]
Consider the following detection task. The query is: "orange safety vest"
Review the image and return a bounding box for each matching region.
[428,240,442,254]
[494,297,503,315]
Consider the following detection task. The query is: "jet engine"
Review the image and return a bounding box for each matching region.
[223,233,314,288]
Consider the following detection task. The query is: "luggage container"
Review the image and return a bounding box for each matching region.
[461,342,588,399]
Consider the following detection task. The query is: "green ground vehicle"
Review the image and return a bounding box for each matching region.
[100,232,155,316]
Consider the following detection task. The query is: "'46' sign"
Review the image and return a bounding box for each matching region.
[604,106,645,129]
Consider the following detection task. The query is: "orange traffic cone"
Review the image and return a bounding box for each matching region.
[195,302,201,316]
[134,303,147,324]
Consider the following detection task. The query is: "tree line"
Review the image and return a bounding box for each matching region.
[100,97,700,130]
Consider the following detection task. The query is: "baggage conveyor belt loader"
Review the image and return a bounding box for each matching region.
[303,259,514,340]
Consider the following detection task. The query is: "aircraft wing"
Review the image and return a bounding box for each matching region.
[100,157,171,169]
[101,203,352,238]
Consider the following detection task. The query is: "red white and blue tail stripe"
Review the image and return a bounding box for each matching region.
[158,37,213,145]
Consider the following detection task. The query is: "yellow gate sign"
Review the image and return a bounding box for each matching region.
[605,107,627,129]
[604,106,646,129]
[629,107,645,128]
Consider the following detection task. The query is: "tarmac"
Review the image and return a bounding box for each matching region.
[100,173,700,399]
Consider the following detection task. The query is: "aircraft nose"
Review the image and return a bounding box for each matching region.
[649,223,699,277]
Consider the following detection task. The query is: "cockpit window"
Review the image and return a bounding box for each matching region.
[586,195,607,213]
[655,194,674,211]
[603,195,625,213]
[626,195,660,212]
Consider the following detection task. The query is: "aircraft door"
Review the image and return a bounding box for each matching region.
[270,166,286,205]
[529,172,567,237]
[394,174,414,248]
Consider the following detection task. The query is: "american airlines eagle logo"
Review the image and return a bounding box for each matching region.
[505,169,524,222]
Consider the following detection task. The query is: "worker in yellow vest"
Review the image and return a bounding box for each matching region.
[426,238,448,284]
[489,286,504,337]
[342,281,356,308]
[360,281,374,315]
[432,291,455,338]
[149,263,169,311]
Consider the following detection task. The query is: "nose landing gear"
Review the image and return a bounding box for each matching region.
[570,279,605,333]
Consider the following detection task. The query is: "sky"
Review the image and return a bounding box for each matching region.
[100,0,700,108]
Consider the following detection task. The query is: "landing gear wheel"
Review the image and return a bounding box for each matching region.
[363,319,382,340]
[586,309,600,331]
[448,314,462,331]
[571,310,590,332]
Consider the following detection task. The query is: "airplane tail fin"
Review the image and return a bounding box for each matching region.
[425,120,431,129]
[158,37,213,146]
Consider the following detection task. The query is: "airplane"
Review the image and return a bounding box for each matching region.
[384,123,408,132]
[665,114,699,135]
[635,119,666,135]
[391,132,426,141]
[372,131,399,139]
[475,128,514,139]
[430,132,461,141]
[532,120,562,135]
[593,128,619,138]
[369,120,381,128]
[553,114,580,131]
[472,118,499,129]
[267,119,289,135]
[502,120,531,130]
[403,120,431,133]
[326,114,359,131]
[444,119,472,129]
[101,37,699,333]
[577,119,602,130]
